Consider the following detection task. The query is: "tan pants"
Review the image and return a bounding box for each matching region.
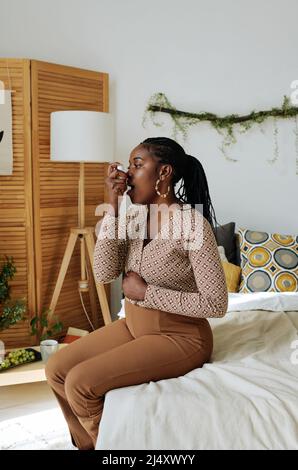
[45,299,213,450]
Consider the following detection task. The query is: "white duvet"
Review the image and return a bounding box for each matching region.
[96,296,298,450]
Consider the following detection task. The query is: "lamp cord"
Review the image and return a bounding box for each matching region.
[78,290,96,331]
[77,258,96,331]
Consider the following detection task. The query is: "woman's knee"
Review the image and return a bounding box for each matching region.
[64,364,86,405]
[64,361,102,405]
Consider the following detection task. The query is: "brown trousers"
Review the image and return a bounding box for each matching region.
[45,299,213,450]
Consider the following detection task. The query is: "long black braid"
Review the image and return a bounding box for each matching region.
[140,137,222,232]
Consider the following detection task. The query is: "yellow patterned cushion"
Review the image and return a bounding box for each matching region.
[221,261,242,292]
[238,227,298,293]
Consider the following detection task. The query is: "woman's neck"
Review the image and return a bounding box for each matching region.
[146,193,182,212]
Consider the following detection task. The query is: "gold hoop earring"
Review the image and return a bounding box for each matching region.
[155,178,170,198]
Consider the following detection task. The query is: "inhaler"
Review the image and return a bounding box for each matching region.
[116,164,126,173]
[116,164,127,180]
[116,164,128,195]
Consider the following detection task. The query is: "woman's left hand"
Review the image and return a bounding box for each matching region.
[122,271,148,301]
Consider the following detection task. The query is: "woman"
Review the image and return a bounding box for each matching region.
[45,137,228,450]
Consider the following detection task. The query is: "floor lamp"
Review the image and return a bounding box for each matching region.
[46,110,114,335]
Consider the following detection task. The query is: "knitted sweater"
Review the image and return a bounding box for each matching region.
[93,203,228,319]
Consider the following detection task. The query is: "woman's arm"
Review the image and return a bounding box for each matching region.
[137,215,228,318]
[93,211,128,283]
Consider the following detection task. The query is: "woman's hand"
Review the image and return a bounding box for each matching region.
[105,162,128,208]
[122,271,148,301]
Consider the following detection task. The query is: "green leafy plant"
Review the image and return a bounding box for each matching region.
[0,255,27,331]
[143,92,298,166]
[30,307,63,341]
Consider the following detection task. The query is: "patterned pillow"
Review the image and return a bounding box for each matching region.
[238,227,298,293]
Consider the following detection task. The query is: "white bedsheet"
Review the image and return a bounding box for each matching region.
[228,292,298,312]
[96,308,298,450]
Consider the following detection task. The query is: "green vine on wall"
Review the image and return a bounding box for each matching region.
[142,92,298,166]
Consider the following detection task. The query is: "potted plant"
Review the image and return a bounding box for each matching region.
[30,307,63,342]
[0,255,27,332]
[0,254,63,343]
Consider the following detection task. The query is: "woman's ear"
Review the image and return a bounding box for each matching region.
[160,163,173,180]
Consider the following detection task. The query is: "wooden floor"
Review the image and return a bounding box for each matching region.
[0,381,76,450]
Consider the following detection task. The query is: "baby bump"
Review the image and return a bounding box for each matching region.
[124,299,213,357]
[125,299,160,337]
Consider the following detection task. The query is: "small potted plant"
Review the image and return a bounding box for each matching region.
[30,307,63,342]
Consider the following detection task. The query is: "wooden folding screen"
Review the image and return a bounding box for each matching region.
[0,59,110,348]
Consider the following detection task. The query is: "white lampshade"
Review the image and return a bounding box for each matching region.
[50,111,114,163]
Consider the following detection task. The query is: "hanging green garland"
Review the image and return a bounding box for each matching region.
[142,92,298,166]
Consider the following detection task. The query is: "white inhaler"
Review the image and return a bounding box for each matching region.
[116,164,126,173]
[116,164,128,194]
[116,164,127,179]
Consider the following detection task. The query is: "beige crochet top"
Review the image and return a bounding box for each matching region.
[93,203,228,319]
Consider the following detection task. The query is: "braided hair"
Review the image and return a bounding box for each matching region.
[140,136,222,232]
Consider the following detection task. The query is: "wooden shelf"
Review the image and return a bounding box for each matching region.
[0,344,68,387]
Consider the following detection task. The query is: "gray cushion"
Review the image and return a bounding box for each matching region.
[213,222,240,266]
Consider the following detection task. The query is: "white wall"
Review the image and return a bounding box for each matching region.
[1,0,298,317]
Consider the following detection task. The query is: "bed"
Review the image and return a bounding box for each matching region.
[95,293,298,450]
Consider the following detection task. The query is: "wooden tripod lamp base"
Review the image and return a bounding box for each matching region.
[47,226,111,328]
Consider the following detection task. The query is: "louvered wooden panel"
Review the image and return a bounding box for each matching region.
[31,60,110,340]
[0,59,36,348]
[0,59,111,349]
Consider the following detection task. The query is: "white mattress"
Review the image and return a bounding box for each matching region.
[96,297,298,450]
